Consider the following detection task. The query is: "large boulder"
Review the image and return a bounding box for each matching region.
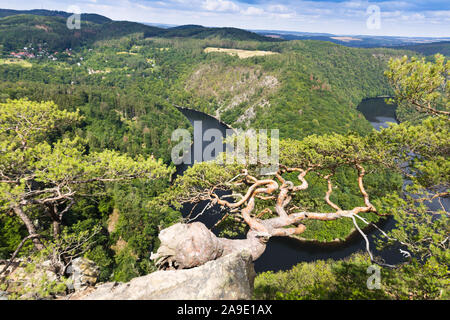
[150,222,224,270]
[83,250,256,300]
[150,222,268,270]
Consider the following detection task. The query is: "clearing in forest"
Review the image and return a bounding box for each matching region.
[204,47,278,59]
[0,58,32,68]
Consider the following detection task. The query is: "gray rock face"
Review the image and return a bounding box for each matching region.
[66,257,100,291]
[83,250,256,300]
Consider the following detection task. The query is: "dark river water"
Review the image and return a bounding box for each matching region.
[357,98,398,130]
[177,99,408,273]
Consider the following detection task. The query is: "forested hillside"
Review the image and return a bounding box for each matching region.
[0,14,166,51]
[150,25,281,42]
[0,13,276,53]
[0,9,112,24]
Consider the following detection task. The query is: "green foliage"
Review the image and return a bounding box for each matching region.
[0,9,112,24]
[0,20,447,300]
[112,246,141,282]
[3,248,73,300]
[0,214,28,259]
[145,25,279,42]
[0,14,277,54]
[386,54,449,121]
[0,99,176,283]
[254,252,448,300]
[6,273,70,300]
[159,161,244,210]
[0,98,82,146]
[254,53,449,300]
[111,179,182,282]
[168,131,402,242]
[254,254,388,300]
[379,116,450,190]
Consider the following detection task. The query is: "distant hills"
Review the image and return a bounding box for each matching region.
[0,14,160,51]
[391,41,450,56]
[140,23,281,42]
[0,8,449,55]
[252,29,450,49]
[0,9,279,52]
[150,24,279,42]
[0,8,111,24]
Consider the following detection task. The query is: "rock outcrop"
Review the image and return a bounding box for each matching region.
[82,250,256,300]
[0,257,100,300]
[150,222,225,269]
[150,222,268,270]
[66,257,100,291]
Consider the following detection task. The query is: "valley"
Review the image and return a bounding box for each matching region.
[0,8,448,301]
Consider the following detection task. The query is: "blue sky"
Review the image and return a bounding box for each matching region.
[1,0,450,37]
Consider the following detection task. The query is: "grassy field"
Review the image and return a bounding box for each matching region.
[204,47,278,59]
[0,58,32,68]
[116,51,138,55]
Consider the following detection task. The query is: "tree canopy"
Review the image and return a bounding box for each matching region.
[0,98,174,278]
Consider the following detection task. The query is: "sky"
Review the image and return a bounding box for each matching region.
[1,0,450,37]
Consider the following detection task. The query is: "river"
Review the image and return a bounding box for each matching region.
[357,98,398,130]
[177,99,406,273]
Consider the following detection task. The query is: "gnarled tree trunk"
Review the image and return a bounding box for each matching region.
[152,166,380,270]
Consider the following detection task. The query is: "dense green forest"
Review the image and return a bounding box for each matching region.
[0,13,448,300]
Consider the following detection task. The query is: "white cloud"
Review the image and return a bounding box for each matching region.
[343,1,362,9]
[202,0,239,13]
[267,4,289,13]
[429,10,450,18]
[241,6,265,16]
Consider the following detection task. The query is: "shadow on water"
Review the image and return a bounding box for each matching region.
[176,101,413,273]
[357,98,398,130]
